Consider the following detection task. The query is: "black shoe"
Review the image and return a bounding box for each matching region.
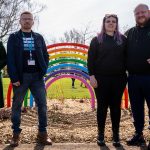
[113,134,121,147]
[113,141,121,147]
[10,133,20,147]
[97,134,106,146]
[126,133,146,146]
[148,142,150,150]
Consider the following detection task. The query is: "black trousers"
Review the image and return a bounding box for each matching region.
[94,75,127,135]
[0,76,4,108]
[71,78,75,87]
[128,75,150,134]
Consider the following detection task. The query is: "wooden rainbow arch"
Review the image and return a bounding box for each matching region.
[6,43,96,109]
[6,43,128,109]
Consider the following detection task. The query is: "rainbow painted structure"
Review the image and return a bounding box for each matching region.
[6,43,128,109]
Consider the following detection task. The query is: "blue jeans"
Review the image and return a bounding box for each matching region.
[11,73,47,134]
[128,74,150,134]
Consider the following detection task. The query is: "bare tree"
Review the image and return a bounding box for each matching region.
[59,23,95,45]
[49,37,57,44]
[0,0,45,42]
[80,23,95,44]
[60,28,82,43]
[122,25,130,34]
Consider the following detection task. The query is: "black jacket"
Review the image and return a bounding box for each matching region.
[126,19,150,74]
[7,30,49,83]
[87,34,127,77]
[0,41,6,71]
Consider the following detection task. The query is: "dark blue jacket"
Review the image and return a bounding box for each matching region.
[0,41,6,71]
[7,30,49,83]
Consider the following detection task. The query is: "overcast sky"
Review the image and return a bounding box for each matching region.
[32,0,150,44]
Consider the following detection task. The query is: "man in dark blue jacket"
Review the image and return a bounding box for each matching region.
[126,4,150,147]
[7,11,52,147]
[0,41,6,108]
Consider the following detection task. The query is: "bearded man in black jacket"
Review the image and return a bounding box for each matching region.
[126,4,150,147]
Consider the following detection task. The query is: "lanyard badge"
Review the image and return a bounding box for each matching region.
[28,60,35,65]
[22,32,35,66]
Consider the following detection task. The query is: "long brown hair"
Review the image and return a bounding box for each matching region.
[97,14,123,45]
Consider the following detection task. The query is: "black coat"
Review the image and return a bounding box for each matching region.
[0,41,6,71]
[87,34,127,76]
[7,30,49,83]
[126,19,150,74]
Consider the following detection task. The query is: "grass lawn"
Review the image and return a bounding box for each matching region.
[2,78,91,99]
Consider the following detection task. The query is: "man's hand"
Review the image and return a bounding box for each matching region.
[147,58,150,64]
[90,75,98,88]
[12,81,20,87]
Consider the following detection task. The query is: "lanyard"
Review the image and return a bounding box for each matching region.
[22,32,33,60]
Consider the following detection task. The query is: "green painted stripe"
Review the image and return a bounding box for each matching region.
[49,58,87,66]
[24,90,28,107]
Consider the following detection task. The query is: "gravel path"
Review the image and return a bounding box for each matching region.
[0,99,150,146]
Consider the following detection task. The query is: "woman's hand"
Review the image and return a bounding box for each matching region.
[147,58,150,64]
[12,81,20,87]
[90,75,98,88]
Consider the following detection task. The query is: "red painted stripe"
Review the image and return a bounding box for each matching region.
[47,43,89,49]
[7,83,12,108]
[124,87,128,109]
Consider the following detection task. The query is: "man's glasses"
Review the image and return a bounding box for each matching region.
[21,18,33,21]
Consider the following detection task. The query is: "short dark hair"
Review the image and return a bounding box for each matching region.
[134,4,149,12]
[20,11,33,17]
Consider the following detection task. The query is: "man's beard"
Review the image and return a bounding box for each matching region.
[23,25,32,30]
[136,16,149,26]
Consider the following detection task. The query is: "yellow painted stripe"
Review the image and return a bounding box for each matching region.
[49,53,87,61]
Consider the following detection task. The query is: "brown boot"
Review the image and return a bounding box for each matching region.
[10,133,20,147]
[37,132,52,145]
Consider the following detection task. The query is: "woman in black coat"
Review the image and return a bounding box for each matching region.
[87,14,127,147]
